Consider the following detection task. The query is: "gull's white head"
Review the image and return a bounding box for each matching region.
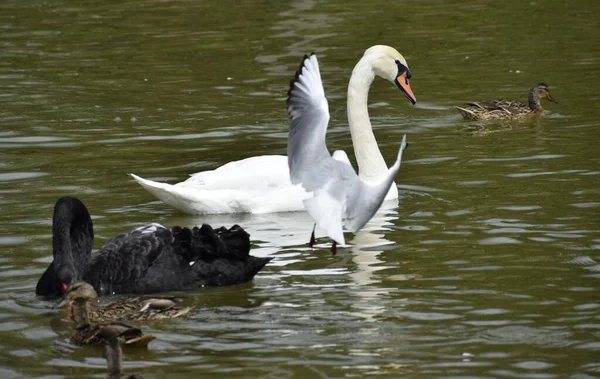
[362,45,416,105]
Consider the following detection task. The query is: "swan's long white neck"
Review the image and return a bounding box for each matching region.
[347,56,398,198]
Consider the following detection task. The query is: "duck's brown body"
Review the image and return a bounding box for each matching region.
[456,83,557,120]
[67,282,192,322]
[69,297,156,347]
[71,319,155,348]
[90,297,192,322]
[65,282,159,348]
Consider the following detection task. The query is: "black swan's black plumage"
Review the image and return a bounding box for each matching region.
[36,196,271,297]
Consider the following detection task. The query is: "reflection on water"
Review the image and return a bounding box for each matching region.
[346,201,402,323]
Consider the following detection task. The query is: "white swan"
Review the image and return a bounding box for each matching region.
[286,52,414,253]
[130,45,414,215]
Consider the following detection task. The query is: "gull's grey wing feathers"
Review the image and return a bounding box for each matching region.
[286,54,332,190]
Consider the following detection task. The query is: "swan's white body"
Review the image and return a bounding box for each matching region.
[130,156,306,214]
[130,45,408,215]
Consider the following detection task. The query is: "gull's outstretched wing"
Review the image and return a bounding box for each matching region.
[286,54,332,191]
[286,54,348,243]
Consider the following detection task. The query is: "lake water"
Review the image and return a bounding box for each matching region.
[1,0,599,378]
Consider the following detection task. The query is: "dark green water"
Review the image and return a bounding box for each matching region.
[1,0,599,377]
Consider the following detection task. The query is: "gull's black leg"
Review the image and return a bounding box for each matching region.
[309,224,316,248]
[330,240,337,256]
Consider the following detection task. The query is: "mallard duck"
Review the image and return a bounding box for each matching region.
[36,196,271,298]
[65,282,193,322]
[456,83,557,120]
[69,294,155,348]
[97,326,145,379]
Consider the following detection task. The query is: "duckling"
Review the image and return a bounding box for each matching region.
[97,326,145,379]
[456,83,557,120]
[65,282,193,322]
[69,294,155,347]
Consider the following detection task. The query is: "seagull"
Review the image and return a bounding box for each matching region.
[286,52,413,254]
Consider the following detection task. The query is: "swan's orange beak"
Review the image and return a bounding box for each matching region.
[395,72,416,105]
[61,283,69,293]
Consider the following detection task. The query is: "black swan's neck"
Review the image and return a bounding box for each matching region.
[51,197,94,284]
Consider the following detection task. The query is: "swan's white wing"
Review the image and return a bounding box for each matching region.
[183,155,287,189]
[287,54,332,190]
[134,223,167,234]
[130,156,308,214]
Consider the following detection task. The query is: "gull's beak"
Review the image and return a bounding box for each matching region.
[395,72,416,105]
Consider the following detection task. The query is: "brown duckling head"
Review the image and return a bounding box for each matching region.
[97,326,145,379]
[97,326,124,379]
[63,282,98,326]
[528,83,557,111]
[65,281,98,300]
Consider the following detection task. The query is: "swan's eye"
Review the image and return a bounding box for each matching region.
[395,60,409,77]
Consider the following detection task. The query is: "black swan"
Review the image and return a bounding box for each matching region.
[36,196,271,297]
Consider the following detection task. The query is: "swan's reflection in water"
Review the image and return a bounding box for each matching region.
[346,200,398,322]
[347,200,397,283]
[167,200,396,258]
[164,199,399,322]
[129,203,399,311]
